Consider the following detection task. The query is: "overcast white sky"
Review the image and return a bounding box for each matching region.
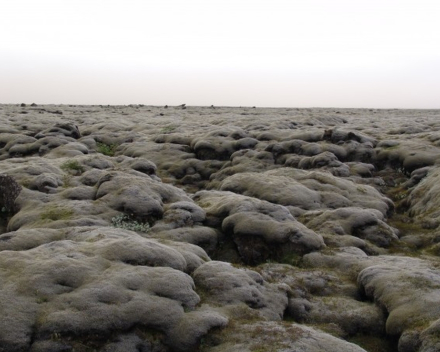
[1,0,439,108]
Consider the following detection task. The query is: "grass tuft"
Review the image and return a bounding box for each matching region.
[96,142,118,156]
[61,160,85,174]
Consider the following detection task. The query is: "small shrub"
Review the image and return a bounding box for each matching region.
[280,252,302,267]
[96,142,118,156]
[111,214,151,233]
[61,160,85,174]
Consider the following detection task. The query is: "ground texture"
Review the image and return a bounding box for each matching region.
[1,104,440,352]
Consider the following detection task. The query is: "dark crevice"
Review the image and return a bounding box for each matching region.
[0,214,8,236]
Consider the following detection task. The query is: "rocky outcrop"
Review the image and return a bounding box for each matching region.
[193,190,325,264]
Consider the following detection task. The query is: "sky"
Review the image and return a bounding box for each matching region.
[1,0,440,108]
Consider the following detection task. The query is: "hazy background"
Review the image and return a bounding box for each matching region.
[1,0,439,108]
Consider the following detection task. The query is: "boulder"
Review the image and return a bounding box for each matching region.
[194,190,325,264]
[193,261,288,320]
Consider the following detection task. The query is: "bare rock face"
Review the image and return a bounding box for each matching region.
[2,105,440,351]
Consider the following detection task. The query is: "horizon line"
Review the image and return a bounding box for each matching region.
[1,103,439,111]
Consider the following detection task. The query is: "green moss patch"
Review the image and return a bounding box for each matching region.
[40,207,74,221]
[160,125,177,134]
[96,142,119,156]
[61,160,85,174]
